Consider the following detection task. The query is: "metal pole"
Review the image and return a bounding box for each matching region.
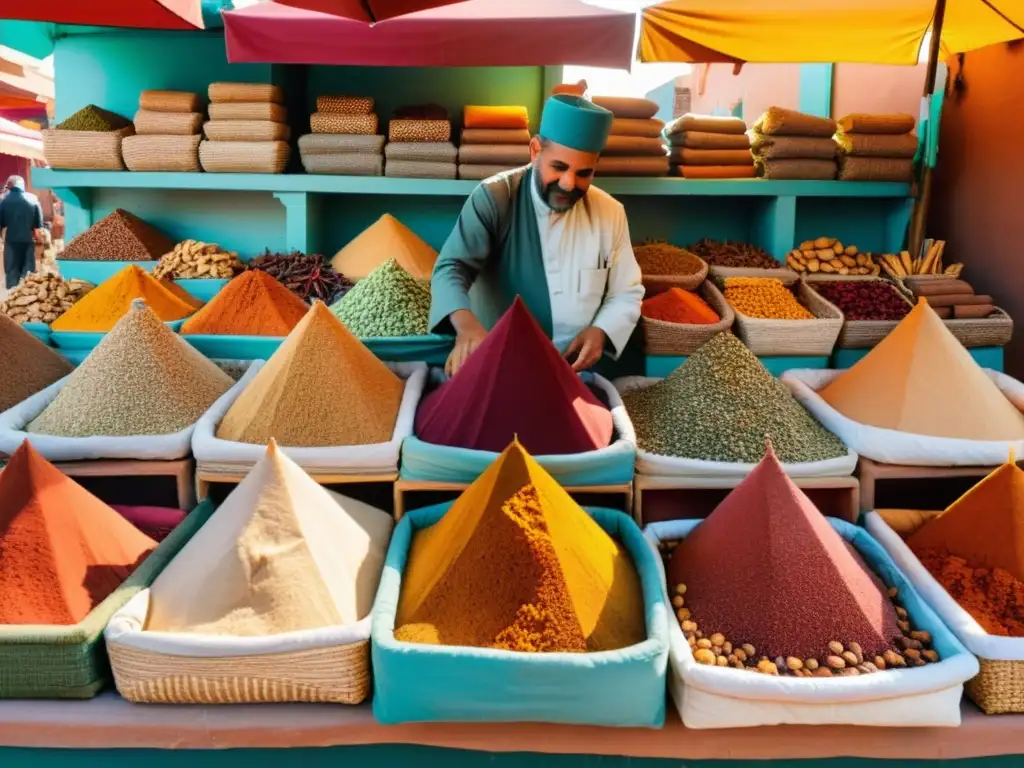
[908,0,947,257]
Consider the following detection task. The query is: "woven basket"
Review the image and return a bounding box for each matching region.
[728,276,844,356]
[108,637,371,705]
[199,140,290,174]
[208,82,284,104]
[208,102,287,122]
[641,254,708,295]
[139,90,203,113]
[42,126,134,171]
[944,307,1014,348]
[710,264,800,281]
[134,110,203,136]
[965,660,1024,714]
[122,134,202,172]
[806,275,914,348]
[641,280,735,356]
[204,120,290,142]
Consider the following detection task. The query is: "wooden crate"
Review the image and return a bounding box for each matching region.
[393,479,634,520]
[634,473,859,527]
[196,462,398,503]
[856,457,1000,512]
[52,457,196,510]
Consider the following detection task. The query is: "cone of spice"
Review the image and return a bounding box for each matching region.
[395,439,645,651]
[331,214,438,281]
[58,209,175,263]
[415,297,613,455]
[180,271,310,336]
[217,302,405,447]
[330,258,430,337]
[0,441,156,625]
[0,314,72,413]
[667,443,941,675]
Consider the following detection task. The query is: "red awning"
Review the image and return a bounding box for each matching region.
[223,0,637,68]
[0,0,205,30]
[275,0,464,22]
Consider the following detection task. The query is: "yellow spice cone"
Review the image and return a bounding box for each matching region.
[330,214,438,281]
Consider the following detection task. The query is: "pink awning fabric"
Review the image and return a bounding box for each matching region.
[275,0,464,22]
[0,0,204,29]
[223,0,637,68]
[0,116,43,161]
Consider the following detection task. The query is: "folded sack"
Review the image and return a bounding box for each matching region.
[838,156,914,182]
[754,107,837,138]
[671,148,752,166]
[591,96,659,120]
[458,163,520,180]
[835,132,918,158]
[755,157,837,180]
[611,118,665,138]
[394,104,449,120]
[311,112,379,135]
[384,159,456,179]
[665,131,751,150]
[208,102,286,122]
[463,105,529,130]
[602,136,667,157]
[677,165,757,179]
[302,153,383,176]
[596,155,670,177]
[298,133,385,155]
[837,113,916,135]
[385,141,458,162]
[316,95,374,114]
[204,120,290,143]
[664,114,747,136]
[388,119,452,143]
[139,90,203,114]
[457,143,531,165]
[750,133,836,160]
[134,110,203,136]
[460,128,531,145]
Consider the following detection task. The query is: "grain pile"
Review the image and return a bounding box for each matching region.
[395,439,646,651]
[622,332,846,463]
[0,314,73,412]
[416,297,613,455]
[1,272,93,324]
[217,302,404,447]
[181,271,309,336]
[632,242,705,277]
[51,265,198,332]
[330,259,430,337]
[153,240,244,279]
[908,455,1024,636]
[247,251,352,305]
[330,214,438,281]
[820,300,1024,440]
[0,441,156,625]
[58,209,175,262]
[146,441,393,636]
[29,300,233,437]
[56,105,132,132]
[666,444,940,675]
[689,238,779,269]
[724,277,814,319]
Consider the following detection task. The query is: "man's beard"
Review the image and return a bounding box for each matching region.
[536,173,584,213]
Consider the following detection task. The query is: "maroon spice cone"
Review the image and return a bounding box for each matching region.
[415,297,614,455]
[667,441,903,659]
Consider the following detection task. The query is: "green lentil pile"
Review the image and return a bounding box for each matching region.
[28,300,233,437]
[329,258,430,337]
[622,332,847,463]
[56,105,132,132]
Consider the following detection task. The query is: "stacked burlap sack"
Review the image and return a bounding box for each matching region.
[301,94,384,176]
[122,91,204,172]
[662,114,753,179]
[751,107,837,180]
[591,96,669,177]
[457,105,531,180]
[200,83,290,174]
[385,104,456,179]
[835,113,917,182]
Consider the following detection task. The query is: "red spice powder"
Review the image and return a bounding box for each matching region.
[642,288,720,325]
[0,441,157,625]
[415,297,613,455]
[668,445,903,659]
[917,550,1024,637]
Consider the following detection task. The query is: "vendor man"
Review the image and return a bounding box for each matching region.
[429,95,644,376]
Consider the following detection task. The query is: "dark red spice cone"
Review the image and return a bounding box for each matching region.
[415,297,613,455]
[668,443,903,659]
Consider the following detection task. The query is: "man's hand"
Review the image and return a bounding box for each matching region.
[445,309,488,377]
[564,326,606,372]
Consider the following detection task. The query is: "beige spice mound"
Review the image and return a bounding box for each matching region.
[27,300,233,437]
[0,314,73,413]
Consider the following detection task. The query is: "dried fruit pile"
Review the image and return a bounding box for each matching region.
[688,238,779,269]
[154,240,244,279]
[246,250,352,305]
[1,273,93,324]
[812,281,910,321]
[787,236,880,276]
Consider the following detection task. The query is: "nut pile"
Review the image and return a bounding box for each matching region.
[812,281,911,321]
[688,237,779,269]
[786,237,881,276]
[0,273,93,324]
[153,240,244,279]
[723,277,814,320]
[247,250,352,305]
[664,575,941,676]
[633,241,705,276]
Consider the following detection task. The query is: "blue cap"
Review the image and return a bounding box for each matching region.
[538,95,613,154]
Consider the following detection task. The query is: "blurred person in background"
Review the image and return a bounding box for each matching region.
[0,175,44,289]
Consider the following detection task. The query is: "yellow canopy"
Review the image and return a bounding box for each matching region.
[640,0,1024,64]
